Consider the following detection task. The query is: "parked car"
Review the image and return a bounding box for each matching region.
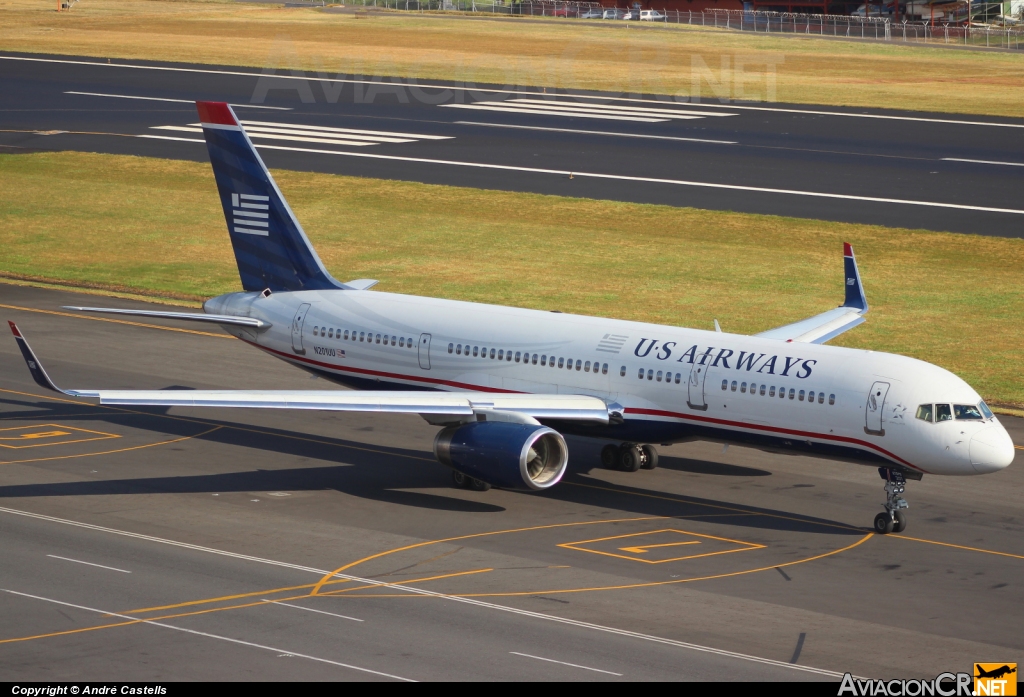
[579,7,605,17]
[551,5,578,16]
[639,8,665,19]
[602,8,626,18]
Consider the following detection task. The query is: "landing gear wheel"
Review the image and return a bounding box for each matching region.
[893,510,907,533]
[452,470,469,489]
[467,477,492,492]
[600,444,620,469]
[619,445,642,472]
[640,444,659,470]
[873,512,894,535]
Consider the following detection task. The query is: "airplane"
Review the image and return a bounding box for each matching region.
[8,101,1015,535]
[975,665,1017,680]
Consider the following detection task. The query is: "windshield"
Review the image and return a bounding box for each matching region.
[954,404,985,420]
[935,404,953,422]
[979,401,994,419]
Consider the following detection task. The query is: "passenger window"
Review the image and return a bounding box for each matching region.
[507,351,513,362]
[559,357,565,369]
[313,326,319,336]
[473,346,479,357]
[789,388,795,400]
[382,334,388,344]
[456,344,462,355]
[603,364,609,375]
[327,328,333,338]
[481,346,487,356]
[818,392,824,404]
[533,354,539,365]
[619,365,625,377]
[769,386,776,397]
[515,352,521,362]
[740,382,747,393]
[638,368,645,379]
[656,370,662,382]
[392,337,397,346]
[808,391,814,402]
[497,349,504,360]
[359,332,365,342]
[799,390,805,401]
[674,372,679,384]
[448,343,454,354]
[828,393,835,405]
[731,381,737,392]
[954,404,984,420]
[398,336,404,347]
[490,348,496,359]
[722,379,728,391]
[915,404,933,422]
[935,404,953,421]
[586,361,592,373]
[541,355,547,366]
[647,369,653,380]
[760,385,766,396]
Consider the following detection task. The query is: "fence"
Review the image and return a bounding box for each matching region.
[345,0,1024,49]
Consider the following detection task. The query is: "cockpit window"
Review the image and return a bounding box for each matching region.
[915,404,933,423]
[954,404,985,420]
[979,401,994,419]
[935,404,953,422]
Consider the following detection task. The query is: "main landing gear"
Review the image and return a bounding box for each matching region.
[601,443,659,472]
[873,467,909,534]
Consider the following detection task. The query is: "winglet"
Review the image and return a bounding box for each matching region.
[8,322,82,396]
[842,243,869,313]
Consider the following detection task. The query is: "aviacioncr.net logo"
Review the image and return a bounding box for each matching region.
[838,672,973,697]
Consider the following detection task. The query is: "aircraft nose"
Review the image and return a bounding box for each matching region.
[969,425,1015,473]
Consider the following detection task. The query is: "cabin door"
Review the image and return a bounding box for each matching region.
[418,333,432,370]
[291,303,311,354]
[865,381,890,435]
[686,363,709,411]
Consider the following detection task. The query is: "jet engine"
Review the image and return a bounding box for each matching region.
[433,422,568,491]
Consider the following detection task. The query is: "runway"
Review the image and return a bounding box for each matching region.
[2,52,1024,237]
[1,285,1021,681]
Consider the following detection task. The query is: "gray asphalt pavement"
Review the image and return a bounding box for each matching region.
[1,52,1023,236]
[0,284,1020,681]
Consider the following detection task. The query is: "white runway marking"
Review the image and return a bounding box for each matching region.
[47,554,131,573]
[1,589,412,681]
[440,103,670,122]
[2,56,1016,129]
[262,599,364,622]
[149,120,450,148]
[64,91,292,110]
[137,135,205,143]
[151,125,378,147]
[510,651,623,676]
[124,136,1024,216]
[0,505,845,678]
[239,120,452,140]
[508,98,736,118]
[455,121,737,144]
[942,158,1024,167]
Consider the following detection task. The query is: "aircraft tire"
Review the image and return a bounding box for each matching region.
[640,444,659,470]
[467,477,492,492]
[452,470,469,489]
[873,512,894,534]
[893,510,907,533]
[619,445,642,472]
[600,444,620,469]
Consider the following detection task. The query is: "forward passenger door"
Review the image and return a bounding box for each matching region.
[865,381,890,435]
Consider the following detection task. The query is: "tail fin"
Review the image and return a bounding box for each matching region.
[196,101,344,293]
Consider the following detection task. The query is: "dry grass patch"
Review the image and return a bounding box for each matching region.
[1,150,1022,404]
[1,0,1023,116]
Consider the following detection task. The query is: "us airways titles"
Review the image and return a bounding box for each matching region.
[633,339,817,379]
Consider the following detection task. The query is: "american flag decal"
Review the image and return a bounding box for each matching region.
[231,193,270,236]
[596,333,629,354]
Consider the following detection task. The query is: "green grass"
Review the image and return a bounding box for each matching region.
[1,150,1022,405]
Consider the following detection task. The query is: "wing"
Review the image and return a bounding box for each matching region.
[8,322,616,424]
[755,242,869,344]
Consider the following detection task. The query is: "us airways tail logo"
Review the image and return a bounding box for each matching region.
[231,193,270,237]
[975,664,1017,696]
[633,339,816,379]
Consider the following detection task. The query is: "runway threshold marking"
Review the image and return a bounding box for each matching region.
[0,589,415,681]
[7,55,1019,129]
[510,651,623,677]
[46,554,131,574]
[63,91,292,110]
[0,425,222,466]
[0,303,230,339]
[454,121,737,144]
[0,507,846,678]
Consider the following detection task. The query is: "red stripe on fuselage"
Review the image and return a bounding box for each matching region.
[240,338,923,472]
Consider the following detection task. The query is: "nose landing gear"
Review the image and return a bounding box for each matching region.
[601,443,659,472]
[873,467,909,534]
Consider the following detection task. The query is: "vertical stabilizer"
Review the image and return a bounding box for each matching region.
[843,242,869,313]
[196,101,344,293]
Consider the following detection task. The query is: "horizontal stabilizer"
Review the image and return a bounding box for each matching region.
[63,307,270,329]
[756,242,869,344]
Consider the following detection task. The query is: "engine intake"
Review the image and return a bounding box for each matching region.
[433,421,568,491]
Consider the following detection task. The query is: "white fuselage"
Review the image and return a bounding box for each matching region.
[206,289,1015,477]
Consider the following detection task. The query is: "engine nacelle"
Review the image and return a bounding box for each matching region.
[433,421,569,491]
